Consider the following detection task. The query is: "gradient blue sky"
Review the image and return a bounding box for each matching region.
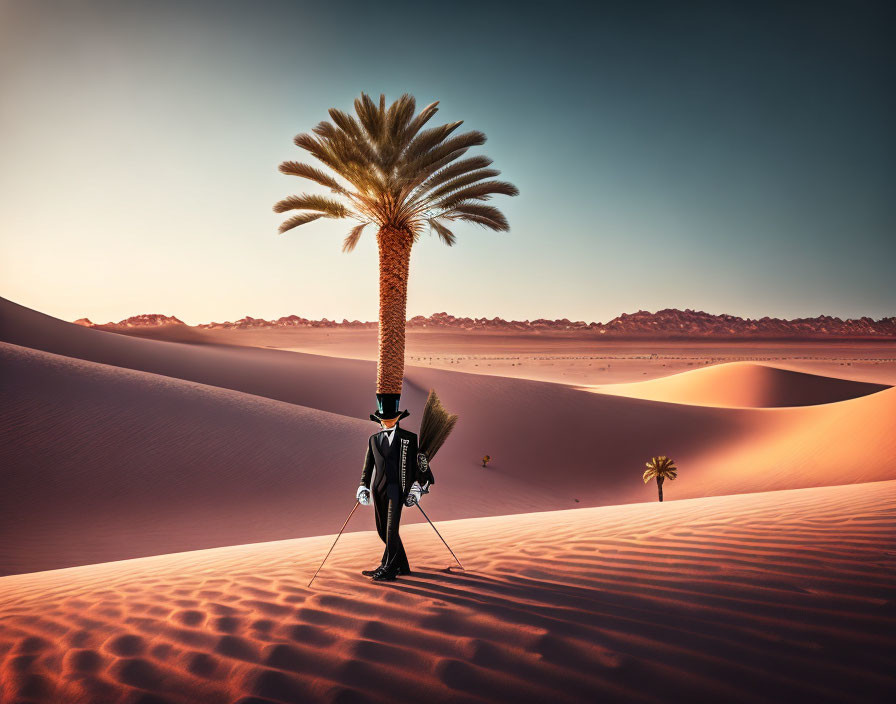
[1,0,893,324]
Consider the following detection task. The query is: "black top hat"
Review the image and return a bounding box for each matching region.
[370,393,410,422]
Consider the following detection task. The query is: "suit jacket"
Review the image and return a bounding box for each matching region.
[360,426,433,498]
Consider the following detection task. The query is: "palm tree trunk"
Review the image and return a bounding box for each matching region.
[376,227,413,394]
[657,476,664,502]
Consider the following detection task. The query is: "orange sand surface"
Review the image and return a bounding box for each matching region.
[586,360,889,408]
[1,480,894,704]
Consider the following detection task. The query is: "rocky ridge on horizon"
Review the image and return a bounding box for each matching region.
[73,308,896,339]
[75,313,185,328]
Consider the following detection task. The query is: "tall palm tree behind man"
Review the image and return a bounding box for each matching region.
[275,93,517,580]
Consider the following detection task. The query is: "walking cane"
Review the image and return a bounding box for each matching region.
[307,500,360,588]
[415,501,464,570]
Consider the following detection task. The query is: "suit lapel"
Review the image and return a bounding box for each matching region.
[372,434,384,463]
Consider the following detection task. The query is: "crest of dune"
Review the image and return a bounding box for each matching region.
[590,360,889,408]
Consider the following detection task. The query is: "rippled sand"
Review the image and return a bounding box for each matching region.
[1,480,894,703]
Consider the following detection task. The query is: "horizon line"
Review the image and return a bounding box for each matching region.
[71,306,896,328]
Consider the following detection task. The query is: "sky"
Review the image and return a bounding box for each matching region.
[1,0,894,325]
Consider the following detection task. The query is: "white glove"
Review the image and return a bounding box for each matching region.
[356,485,371,506]
[405,482,423,507]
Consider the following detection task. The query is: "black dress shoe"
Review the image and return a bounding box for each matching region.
[361,565,384,577]
[371,567,398,582]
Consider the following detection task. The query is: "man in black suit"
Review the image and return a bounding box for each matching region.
[357,393,433,581]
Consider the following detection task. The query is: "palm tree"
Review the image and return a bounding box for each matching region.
[643,456,677,502]
[274,93,518,399]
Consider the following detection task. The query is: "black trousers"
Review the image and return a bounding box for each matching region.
[372,482,410,573]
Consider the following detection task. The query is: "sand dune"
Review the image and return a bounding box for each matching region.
[0,296,379,420]
[3,297,896,576]
[0,341,372,577]
[589,361,889,408]
[0,480,893,704]
[90,323,224,346]
[683,384,896,497]
[0,339,760,575]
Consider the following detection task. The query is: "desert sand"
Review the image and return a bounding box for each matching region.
[0,480,893,704]
[586,360,889,408]
[2,296,895,702]
[2,298,895,576]
[91,320,896,387]
[0,296,896,575]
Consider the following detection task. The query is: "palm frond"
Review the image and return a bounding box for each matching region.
[273,194,349,217]
[383,93,417,165]
[278,212,324,234]
[311,120,338,139]
[420,156,494,192]
[401,130,486,181]
[292,133,363,188]
[342,223,368,253]
[278,161,347,193]
[403,100,440,143]
[426,169,502,202]
[435,180,519,210]
[354,92,388,146]
[396,148,474,205]
[387,93,416,137]
[402,121,465,169]
[419,388,458,460]
[327,108,365,143]
[428,218,456,246]
[447,203,510,231]
[452,214,501,231]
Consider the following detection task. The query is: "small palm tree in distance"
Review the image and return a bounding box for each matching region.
[643,456,677,502]
[481,454,491,468]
